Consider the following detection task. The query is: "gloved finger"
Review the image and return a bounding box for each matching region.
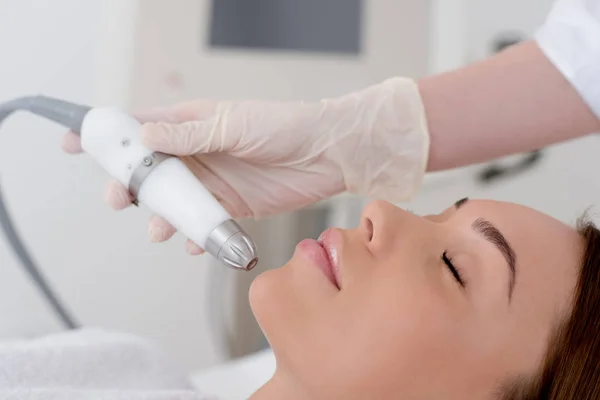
[104,180,133,210]
[185,239,205,255]
[140,121,204,156]
[149,221,206,254]
[132,99,218,124]
[61,131,83,154]
[60,106,196,155]
[148,215,177,242]
[162,99,218,122]
[132,107,184,124]
[140,114,236,157]
[61,100,218,153]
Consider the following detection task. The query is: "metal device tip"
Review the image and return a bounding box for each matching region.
[205,220,259,271]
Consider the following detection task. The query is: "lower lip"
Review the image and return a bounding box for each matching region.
[295,239,339,288]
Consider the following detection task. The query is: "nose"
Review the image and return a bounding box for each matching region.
[359,200,413,252]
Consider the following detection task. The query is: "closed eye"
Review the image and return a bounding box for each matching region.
[443,251,466,288]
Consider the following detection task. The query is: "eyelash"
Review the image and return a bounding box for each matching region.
[442,251,466,288]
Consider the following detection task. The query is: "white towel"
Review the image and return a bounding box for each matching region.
[0,328,221,400]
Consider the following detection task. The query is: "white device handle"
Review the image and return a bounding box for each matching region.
[79,107,258,270]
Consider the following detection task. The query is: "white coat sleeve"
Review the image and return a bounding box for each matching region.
[535,0,600,118]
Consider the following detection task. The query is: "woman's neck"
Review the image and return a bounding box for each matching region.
[250,372,310,400]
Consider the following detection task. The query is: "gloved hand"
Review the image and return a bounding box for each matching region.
[62,77,430,254]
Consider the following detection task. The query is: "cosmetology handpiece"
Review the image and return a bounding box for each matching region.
[0,95,259,328]
[0,96,258,271]
[0,97,259,329]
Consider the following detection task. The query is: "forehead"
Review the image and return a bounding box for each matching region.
[450,199,582,305]
[451,199,581,252]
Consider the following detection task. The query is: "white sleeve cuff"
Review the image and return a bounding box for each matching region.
[535,0,600,119]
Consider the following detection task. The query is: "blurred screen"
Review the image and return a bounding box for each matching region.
[209,0,363,54]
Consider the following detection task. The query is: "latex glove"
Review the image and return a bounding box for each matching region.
[62,77,430,254]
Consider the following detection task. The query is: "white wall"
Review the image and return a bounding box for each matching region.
[466,0,554,61]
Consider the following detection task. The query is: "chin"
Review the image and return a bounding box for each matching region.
[249,268,278,313]
[249,266,290,334]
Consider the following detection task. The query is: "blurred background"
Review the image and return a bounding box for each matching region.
[0,0,599,384]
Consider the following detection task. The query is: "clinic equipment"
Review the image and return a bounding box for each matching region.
[0,96,259,328]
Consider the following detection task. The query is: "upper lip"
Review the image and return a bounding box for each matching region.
[317,228,341,289]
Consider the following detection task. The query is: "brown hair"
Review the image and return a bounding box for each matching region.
[502,218,600,399]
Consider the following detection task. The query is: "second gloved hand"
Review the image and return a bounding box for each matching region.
[62,77,430,254]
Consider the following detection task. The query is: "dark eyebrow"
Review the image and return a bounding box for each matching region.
[472,218,517,301]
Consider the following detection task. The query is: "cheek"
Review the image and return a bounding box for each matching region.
[276,273,474,397]
[349,281,498,397]
[351,276,460,368]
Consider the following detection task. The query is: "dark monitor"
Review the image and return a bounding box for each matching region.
[209,0,363,54]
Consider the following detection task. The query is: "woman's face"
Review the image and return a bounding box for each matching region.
[249,199,583,399]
